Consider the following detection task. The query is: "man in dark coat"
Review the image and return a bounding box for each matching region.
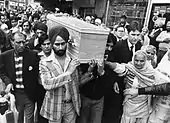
[0,32,40,123]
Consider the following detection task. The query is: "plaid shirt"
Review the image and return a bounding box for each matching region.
[39,51,81,121]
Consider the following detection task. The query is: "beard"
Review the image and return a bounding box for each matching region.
[53,49,66,56]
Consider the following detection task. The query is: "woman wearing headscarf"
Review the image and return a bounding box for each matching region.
[105,50,156,123]
[123,50,170,123]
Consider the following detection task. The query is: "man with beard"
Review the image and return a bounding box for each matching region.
[0,32,40,123]
[156,21,170,63]
[39,26,94,123]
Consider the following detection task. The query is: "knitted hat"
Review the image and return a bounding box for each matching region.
[49,26,69,45]
[35,22,48,33]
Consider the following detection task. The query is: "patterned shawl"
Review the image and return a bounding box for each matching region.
[125,50,155,87]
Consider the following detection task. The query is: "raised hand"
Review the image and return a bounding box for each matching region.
[67,59,80,74]
[96,59,105,76]
[88,59,96,72]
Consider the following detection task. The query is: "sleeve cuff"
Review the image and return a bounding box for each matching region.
[138,88,145,95]
[61,72,72,82]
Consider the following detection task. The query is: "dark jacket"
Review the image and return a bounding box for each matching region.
[110,39,142,92]
[0,49,40,102]
[107,33,117,46]
[149,29,162,51]
[110,39,142,63]
[139,83,170,96]
[80,64,113,100]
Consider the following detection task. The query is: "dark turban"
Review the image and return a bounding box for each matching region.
[35,22,48,33]
[48,26,69,45]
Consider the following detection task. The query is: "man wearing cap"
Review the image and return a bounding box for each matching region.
[39,26,94,123]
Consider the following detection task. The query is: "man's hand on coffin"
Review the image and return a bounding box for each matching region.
[88,59,96,72]
[5,84,14,93]
[67,59,80,74]
[97,59,105,76]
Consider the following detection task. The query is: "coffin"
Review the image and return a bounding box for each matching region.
[47,14,109,63]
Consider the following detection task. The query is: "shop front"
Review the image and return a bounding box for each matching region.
[144,0,170,31]
[107,0,148,28]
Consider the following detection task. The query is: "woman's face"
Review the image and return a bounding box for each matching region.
[146,49,155,60]
[134,53,146,69]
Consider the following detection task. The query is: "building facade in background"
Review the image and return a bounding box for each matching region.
[34,0,149,27]
[72,0,148,27]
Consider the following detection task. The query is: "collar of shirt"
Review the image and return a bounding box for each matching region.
[43,50,71,72]
[116,36,122,42]
[14,50,25,57]
[38,50,46,60]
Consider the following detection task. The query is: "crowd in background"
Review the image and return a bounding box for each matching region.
[0,4,170,123]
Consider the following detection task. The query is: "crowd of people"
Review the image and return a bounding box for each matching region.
[0,4,170,123]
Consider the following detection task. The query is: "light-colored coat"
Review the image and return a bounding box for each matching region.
[39,51,81,121]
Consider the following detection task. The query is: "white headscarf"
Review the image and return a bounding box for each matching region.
[126,50,155,86]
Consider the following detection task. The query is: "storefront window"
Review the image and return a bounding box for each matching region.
[107,0,148,28]
[148,3,170,31]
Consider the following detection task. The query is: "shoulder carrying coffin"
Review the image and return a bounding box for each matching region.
[47,14,109,63]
